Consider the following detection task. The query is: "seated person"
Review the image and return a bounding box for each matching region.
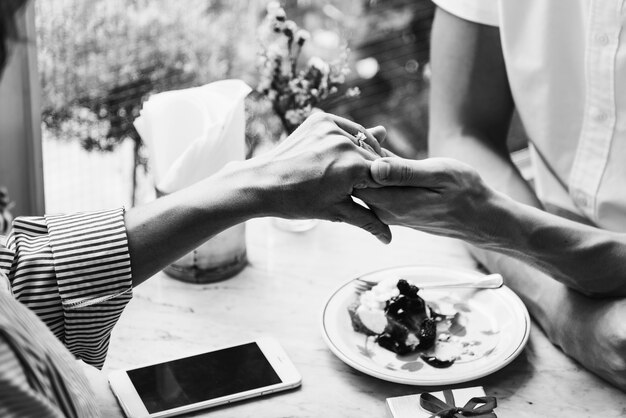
[354,2,626,391]
[0,2,388,415]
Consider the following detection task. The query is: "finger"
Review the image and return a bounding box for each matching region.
[331,127,383,159]
[355,185,438,205]
[381,147,398,157]
[328,114,384,156]
[366,126,387,145]
[355,139,383,159]
[370,157,442,187]
[352,160,386,189]
[353,187,399,205]
[334,199,392,244]
[353,161,384,189]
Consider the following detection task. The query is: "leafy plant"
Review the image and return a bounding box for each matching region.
[36,0,260,203]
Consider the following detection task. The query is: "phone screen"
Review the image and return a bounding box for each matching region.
[126,342,282,413]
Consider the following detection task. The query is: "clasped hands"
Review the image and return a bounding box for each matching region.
[244,111,495,246]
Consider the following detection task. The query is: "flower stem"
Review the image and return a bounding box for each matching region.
[272,101,294,135]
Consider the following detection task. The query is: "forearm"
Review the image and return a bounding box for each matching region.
[428,6,534,205]
[477,194,626,295]
[429,128,626,295]
[430,138,626,295]
[429,132,541,208]
[125,160,269,286]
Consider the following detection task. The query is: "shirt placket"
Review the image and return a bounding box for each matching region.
[568,0,621,221]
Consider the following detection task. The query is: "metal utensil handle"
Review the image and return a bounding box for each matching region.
[418,273,503,289]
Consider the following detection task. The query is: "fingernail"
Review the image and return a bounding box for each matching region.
[375,161,391,181]
[376,232,391,244]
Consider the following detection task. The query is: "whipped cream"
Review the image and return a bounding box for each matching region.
[354,278,400,334]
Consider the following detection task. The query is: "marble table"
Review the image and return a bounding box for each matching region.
[104,218,626,417]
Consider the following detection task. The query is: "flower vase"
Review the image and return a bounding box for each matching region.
[163,223,247,283]
[156,188,247,283]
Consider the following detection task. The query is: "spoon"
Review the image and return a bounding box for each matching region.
[353,273,504,294]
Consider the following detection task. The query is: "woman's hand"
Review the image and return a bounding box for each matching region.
[79,360,125,417]
[125,112,390,285]
[231,112,392,243]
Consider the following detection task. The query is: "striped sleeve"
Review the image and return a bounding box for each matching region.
[0,208,132,369]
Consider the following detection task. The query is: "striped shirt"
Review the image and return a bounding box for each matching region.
[0,208,133,417]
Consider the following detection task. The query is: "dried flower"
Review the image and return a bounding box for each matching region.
[345,87,361,98]
[283,20,297,38]
[266,1,281,14]
[256,4,359,134]
[295,29,309,46]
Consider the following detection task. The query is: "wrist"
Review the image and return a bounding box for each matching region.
[209,157,282,220]
[470,189,523,250]
[204,161,264,222]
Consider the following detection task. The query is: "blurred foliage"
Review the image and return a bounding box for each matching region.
[36,0,261,155]
[35,0,443,194]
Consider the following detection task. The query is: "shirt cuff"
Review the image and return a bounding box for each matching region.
[45,208,132,309]
[45,208,133,368]
[432,0,500,27]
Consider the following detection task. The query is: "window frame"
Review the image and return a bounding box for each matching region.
[0,2,45,216]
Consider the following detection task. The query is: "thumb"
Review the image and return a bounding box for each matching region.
[371,157,420,186]
[335,200,392,244]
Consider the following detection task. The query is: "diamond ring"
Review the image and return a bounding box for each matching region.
[355,131,367,148]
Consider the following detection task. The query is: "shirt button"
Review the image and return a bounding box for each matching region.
[574,191,590,208]
[596,33,609,45]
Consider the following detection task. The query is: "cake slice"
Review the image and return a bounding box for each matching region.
[349,278,437,355]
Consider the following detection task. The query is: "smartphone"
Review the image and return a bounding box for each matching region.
[108,337,302,418]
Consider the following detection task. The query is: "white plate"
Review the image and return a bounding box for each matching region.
[321,265,530,385]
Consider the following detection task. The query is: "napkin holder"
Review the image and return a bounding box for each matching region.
[155,190,248,284]
[136,80,251,283]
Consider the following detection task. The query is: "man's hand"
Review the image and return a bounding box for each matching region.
[354,156,500,245]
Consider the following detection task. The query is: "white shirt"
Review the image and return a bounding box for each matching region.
[433,0,626,232]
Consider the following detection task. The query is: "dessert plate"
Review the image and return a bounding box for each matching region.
[320,265,530,385]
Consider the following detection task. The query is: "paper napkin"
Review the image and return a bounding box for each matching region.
[386,386,490,418]
[134,79,252,194]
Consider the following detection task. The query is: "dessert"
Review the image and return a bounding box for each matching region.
[348,276,500,369]
[348,278,437,356]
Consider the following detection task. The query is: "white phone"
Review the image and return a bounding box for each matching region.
[108,337,302,418]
